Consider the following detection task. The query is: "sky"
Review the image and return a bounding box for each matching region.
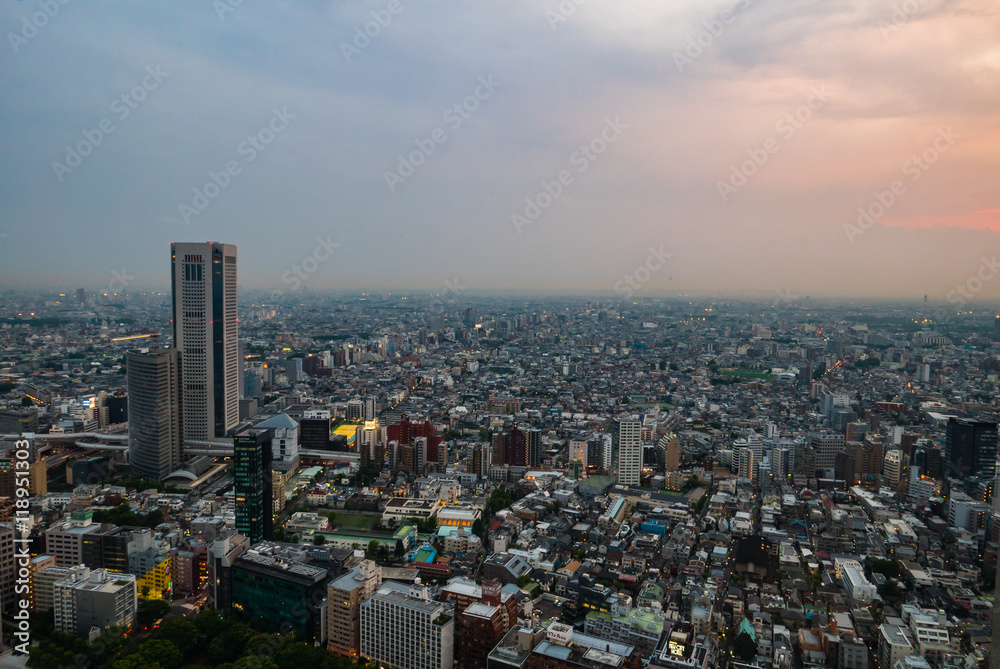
[1,0,998,304]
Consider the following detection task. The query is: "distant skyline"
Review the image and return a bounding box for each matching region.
[1,1,998,301]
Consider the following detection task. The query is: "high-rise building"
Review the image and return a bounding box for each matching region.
[662,437,681,471]
[234,429,273,544]
[208,532,248,610]
[327,560,382,658]
[569,440,588,469]
[884,449,903,487]
[945,418,998,480]
[526,428,541,467]
[363,396,377,421]
[171,241,239,439]
[611,417,642,486]
[126,348,183,480]
[809,432,845,472]
[360,580,454,669]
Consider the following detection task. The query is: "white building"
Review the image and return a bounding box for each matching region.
[171,241,239,439]
[884,449,903,487]
[360,580,454,669]
[54,566,137,636]
[842,565,877,603]
[255,413,299,472]
[612,417,641,486]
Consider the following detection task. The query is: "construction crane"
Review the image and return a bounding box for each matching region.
[111,331,159,344]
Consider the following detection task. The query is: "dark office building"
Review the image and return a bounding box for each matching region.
[231,544,328,642]
[106,392,128,424]
[300,415,335,451]
[587,438,605,472]
[0,408,38,435]
[914,445,943,480]
[526,429,541,468]
[945,418,998,480]
[234,429,273,544]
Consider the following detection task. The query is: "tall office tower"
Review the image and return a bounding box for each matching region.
[234,429,273,544]
[569,440,588,469]
[171,242,239,439]
[327,560,382,658]
[207,533,248,611]
[736,447,756,481]
[587,438,605,472]
[946,418,999,480]
[237,340,246,399]
[363,396,376,421]
[470,442,491,479]
[126,348,183,481]
[360,581,454,669]
[809,432,845,471]
[772,447,792,481]
[357,419,381,470]
[76,287,86,305]
[526,428,541,467]
[611,417,642,486]
[994,314,1000,342]
[664,437,681,471]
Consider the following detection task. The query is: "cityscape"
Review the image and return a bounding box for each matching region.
[2,2,1000,669]
[0,241,999,669]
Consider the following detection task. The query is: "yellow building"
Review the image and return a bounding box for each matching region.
[135,556,172,600]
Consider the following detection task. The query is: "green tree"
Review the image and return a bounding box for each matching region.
[153,618,199,656]
[394,539,405,557]
[120,640,183,669]
[21,396,34,407]
[137,597,171,628]
[314,534,326,545]
[208,624,254,664]
[471,519,485,538]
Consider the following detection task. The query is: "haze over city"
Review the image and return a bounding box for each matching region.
[1,0,999,300]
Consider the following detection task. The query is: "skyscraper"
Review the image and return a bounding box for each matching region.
[171,241,238,439]
[234,429,273,544]
[945,418,998,480]
[611,416,641,486]
[526,428,541,467]
[126,348,183,480]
